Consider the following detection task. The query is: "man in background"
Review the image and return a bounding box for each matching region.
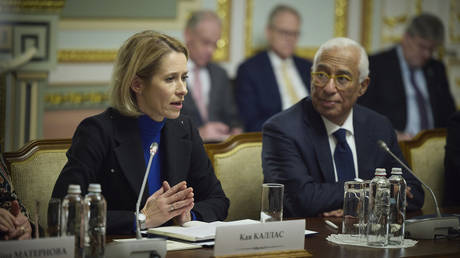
[444,111,460,207]
[359,13,456,140]
[262,37,424,218]
[183,10,242,142]
[235,4,312,132]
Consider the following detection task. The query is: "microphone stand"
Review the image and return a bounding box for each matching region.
[106,142,166,257]
[136,142,158,239]
[377,140,459,239]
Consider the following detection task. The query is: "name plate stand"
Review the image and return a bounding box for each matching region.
[214,219,311,257]
[0,236,74,258]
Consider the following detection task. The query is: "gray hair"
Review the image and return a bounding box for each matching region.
[313,37,369,83]
[185,10,221,31]
[267,4,301,27]
[406,13,444,44]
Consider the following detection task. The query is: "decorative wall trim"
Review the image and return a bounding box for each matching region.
[244,0,348,59]
[213,0,231,62]
[244,0,254,58]
[0,0,65,13]
[449,0,460,43]
[361,0,373,52]
[45,91,109,108]
[58,49,117,63]
[57,0,232,63]
[415,0,422,15]
[334,0,348,37]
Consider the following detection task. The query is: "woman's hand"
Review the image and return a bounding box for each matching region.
[141,181,194,228]
[162,182,194,225]
[0,201,32,240]
[0,208,16,240]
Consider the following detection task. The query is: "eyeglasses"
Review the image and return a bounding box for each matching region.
[270,26,300,38]
[311,71,353,89]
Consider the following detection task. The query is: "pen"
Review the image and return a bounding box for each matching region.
[325,219,339,230]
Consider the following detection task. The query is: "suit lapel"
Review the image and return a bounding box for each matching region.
[353,106,375,178]
[161,118,191,185]
[261,52,282,111]
[293,55,311,93]
[207,64,218,120]
[112,113,146,198]
[303,100,335,182]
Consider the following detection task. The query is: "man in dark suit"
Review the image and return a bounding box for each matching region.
[235,5,312,132]
[358,13,456,141]
[183,10,242,142]
[262,37,424,218]
[444,111,460,206]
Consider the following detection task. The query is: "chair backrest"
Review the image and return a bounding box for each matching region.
[205,132,263,221]
[399,128,447,214]
[4,139,71,231]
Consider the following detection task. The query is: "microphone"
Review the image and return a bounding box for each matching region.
[136,142,159,239]
[106,142,166,258]
[377,140,459,239]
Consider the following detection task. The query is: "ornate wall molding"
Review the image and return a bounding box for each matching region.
[361,0,373,52]
[334,0,348,37]
[58,49,117,63]
[0,0,65,13]
[449,0,460,43]
[213,0,231,62]
[45,91,109,108]
[57,0,232,63]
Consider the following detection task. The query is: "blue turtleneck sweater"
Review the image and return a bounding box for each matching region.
[138,114,165,196]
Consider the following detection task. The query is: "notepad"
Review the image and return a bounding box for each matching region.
[147,219,259,242]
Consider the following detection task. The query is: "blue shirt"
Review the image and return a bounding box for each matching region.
[138,115,165,195]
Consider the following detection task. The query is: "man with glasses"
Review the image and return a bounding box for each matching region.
[235,4,312,132]
[262,37,424,218]
[358,13,455,141]
[182,10,242,142]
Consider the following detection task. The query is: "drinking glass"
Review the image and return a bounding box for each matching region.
[260,183,284,222]
[47,198,61,237]
[342,181,363,238]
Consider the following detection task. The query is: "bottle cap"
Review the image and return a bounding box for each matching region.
[88,184,102,193]
[391,167,403,175]
[374,168,387,176]
[67,184,81,194]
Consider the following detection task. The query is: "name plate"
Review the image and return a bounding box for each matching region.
[214,219,305,256]
[0,236,74,258]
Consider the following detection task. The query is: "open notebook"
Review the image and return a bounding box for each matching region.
[147,219,259,242]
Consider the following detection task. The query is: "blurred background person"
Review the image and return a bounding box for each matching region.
[183,10,242,142]
[235,4,312,132]
[52,31,229,235]
[1,148,33,240]
[359,13,456,141]
[444,111,460,207]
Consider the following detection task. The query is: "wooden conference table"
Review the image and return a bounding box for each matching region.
[111,209,460,258]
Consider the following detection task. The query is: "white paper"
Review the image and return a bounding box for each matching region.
[147,219,259,241]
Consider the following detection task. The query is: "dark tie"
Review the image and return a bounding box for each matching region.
[409,69,429,130]
[333,129,355,182]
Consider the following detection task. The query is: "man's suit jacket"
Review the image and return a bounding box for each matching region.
[235,51,312,132]
[444,111,460,206]
[358,46,456,131]
[52,108,229,234]
[182,62,240,128]
[262,97,424,217]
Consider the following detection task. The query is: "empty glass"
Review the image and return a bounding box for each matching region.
[260,183,284,222]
